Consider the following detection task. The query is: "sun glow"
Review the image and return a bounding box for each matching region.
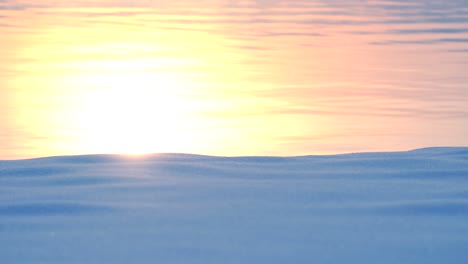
[65,69,202,155]
[5,6,274,158]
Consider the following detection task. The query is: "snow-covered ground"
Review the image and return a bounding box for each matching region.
[1,147,468,263]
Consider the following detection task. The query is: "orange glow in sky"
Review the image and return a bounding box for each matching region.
[1,1,468,159]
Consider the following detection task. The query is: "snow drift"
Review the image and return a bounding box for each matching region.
[1,147,468,263]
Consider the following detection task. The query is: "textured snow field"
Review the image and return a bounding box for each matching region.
[1,147,468,263]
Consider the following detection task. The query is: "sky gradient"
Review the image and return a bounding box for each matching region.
[1,0,468,159]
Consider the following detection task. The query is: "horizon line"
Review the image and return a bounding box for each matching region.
[1,146,467,162]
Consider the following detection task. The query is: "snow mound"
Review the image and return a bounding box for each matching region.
[1,148,468,264]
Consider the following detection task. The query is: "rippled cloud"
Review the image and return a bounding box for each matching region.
[1,0,468,157]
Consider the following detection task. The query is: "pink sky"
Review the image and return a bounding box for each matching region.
[1,0,468,159]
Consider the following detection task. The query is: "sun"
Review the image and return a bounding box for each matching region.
[66,69,199,155]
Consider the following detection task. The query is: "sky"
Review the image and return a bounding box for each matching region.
[1,0,468,159]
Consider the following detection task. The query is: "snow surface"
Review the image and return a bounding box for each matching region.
[1,147,468,263]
